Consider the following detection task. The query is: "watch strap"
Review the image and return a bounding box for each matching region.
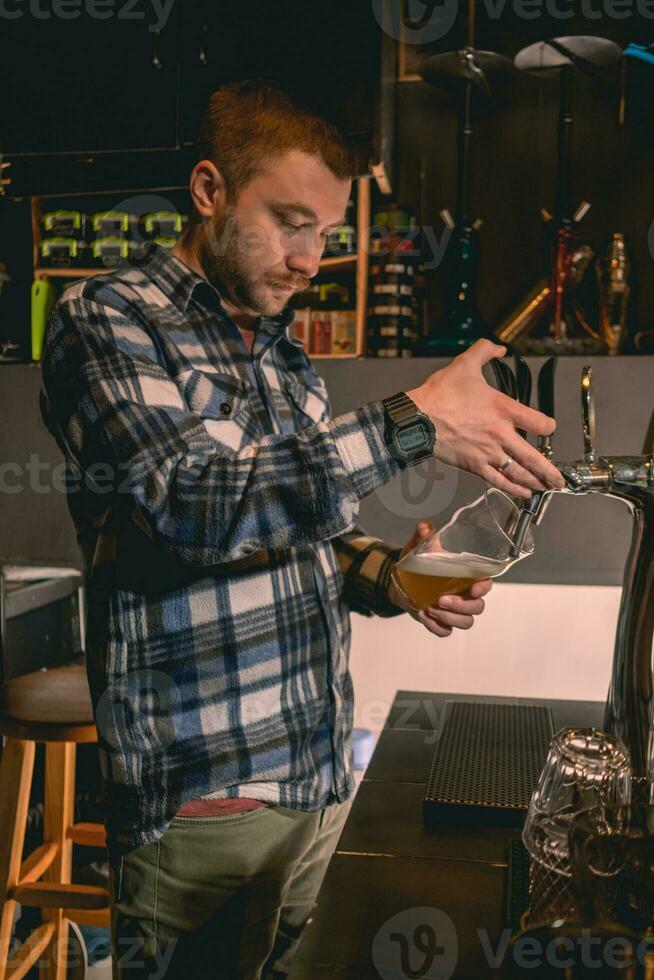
[382,391,423,424]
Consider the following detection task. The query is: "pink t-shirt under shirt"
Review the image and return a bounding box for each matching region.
[176,797,268,817]
[240,327,256,354]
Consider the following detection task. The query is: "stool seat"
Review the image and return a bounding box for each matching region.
[0,663,108,979]
[0,665,97,743]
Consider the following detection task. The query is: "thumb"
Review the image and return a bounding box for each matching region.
[464,338,507,368]
[415,520,435,539]
[401,520,435,558]
[404,520,436,553]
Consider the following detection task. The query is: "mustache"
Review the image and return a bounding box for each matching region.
[268,275,310,291]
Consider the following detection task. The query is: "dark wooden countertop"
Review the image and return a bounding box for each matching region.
[287,690,604,980]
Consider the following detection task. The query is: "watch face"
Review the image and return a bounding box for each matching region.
[396,422,430,452]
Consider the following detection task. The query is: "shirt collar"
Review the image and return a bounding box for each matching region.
[141,243,294,336]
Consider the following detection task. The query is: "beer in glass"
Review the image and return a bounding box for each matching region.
[393,552,505,610]
[391,488,536,612]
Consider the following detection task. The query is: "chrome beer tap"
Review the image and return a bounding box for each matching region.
[555,366,654,790]
[504,361,654,789]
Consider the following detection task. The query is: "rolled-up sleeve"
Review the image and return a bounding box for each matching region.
[332,524,405,618]
[40,292,404,565]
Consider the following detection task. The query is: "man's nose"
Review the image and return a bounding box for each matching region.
[286,242,323,279]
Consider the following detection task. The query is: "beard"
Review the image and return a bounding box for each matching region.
[202,208,309,317]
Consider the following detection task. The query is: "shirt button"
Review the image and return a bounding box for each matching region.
[220,402,232,416]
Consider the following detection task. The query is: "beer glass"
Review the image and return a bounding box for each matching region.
[390,488,535,612]
[522,729,631,925]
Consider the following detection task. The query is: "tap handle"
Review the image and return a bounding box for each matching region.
[513,356,532,440]
[490,358,518,400]
[537,357,557,458]
[514,355,532,402]
[581,365,597,463]
[490,359,535,440]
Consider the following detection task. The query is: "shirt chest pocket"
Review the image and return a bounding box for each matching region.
[282,375,331,428]
[178,369,256,453]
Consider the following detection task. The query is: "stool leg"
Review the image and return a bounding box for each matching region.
[0,738,36,980]
[40,742,76,980]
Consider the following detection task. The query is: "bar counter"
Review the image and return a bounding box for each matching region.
[288,690,604,980]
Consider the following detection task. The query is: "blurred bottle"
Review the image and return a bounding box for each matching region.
[31,278,57,361]
[596,233,631,356]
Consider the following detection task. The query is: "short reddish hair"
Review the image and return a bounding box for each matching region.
[195,79,357,199]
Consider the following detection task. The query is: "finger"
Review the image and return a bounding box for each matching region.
[480,462,533,500]
[494,456,547,493]
[431,595,486,616]
[507,400,557,439]
[417,610,452,637]
[463,338,507,368]
[425,609,475,630]
[465,578,493,599]
[504,434,565,489]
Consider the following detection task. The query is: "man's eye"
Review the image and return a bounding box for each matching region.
[281,219,303,233]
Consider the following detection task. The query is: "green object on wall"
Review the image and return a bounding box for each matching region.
[31,278,57,361]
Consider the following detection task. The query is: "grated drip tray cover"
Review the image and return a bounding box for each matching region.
[423,700,554,827]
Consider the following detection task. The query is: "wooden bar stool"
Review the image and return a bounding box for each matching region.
[0,665,109,980]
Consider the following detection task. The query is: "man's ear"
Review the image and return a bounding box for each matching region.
[189,159,228,222]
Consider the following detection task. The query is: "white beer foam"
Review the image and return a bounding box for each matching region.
[396,551,506,579]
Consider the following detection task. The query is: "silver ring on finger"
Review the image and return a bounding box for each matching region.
[497,455,513,472]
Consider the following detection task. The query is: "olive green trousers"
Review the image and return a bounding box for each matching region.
[109,800,350,980]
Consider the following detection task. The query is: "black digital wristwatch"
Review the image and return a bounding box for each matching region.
[380,391,436,466]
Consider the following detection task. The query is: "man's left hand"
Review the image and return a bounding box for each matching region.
[388,520,493,638]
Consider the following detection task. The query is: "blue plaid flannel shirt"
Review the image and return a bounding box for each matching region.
[39,244,407,860]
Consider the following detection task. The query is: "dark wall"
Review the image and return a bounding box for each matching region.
[395,13,654,339]
[0,363,81,566]
[0,198,34,362]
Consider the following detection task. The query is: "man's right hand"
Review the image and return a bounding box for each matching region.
[406,339,566,500]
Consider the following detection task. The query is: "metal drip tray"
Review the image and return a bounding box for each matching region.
[423,700,554,827]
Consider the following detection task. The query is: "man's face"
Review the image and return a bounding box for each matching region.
[203,150,352,317]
